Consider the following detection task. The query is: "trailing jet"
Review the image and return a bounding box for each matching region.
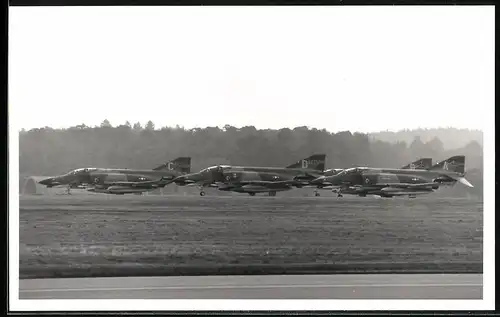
[173,154,326,196]
[310,158,433,196]
[38,157,191,195]
[310,155,472,198]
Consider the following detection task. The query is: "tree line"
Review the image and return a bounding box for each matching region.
[369,127,483,151]
[19,121,483,196]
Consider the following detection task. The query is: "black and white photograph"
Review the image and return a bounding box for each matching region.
[8,4,495,312]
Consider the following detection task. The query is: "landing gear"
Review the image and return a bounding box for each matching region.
[66,185,72,195]
[268,191,277,197]
[314,190,320,197]
[409,194,417,198]
[197,185,206,196]
[248,192,256,196]
[332,188,343,197]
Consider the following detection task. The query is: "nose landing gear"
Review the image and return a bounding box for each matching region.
[197,185,206,196]
[332,189,343,197]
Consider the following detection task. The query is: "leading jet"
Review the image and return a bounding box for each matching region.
[173,154,326,196]
[38,157,191,195]
[309,155,472,198]
[310,157,433,196]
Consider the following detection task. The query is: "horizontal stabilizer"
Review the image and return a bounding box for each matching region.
[457,177,474,188]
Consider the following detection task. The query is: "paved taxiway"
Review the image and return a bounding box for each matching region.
[20,274,482,299]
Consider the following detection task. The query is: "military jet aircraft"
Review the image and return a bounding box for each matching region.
[310,158,433,196]
[173,154,326,196]
[310,155,472,198]
[38,157,191,195]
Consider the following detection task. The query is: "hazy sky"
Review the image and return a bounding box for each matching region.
[9,6,494,133]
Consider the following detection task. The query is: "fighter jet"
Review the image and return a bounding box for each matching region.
[173,154,326,196]
[310,155,472,198]
[38,157,191,195]
[310,158,433,196]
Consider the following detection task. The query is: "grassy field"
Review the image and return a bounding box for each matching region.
[19,195,483,278]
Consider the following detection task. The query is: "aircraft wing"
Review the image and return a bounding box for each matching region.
[184,181,218,187]
[231,180,296,188]
[237,180,295,184]
[370,182,439,189]
[101,180,164,188]
[98,176,174,188]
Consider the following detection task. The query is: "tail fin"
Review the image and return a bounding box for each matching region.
[286,154,326,171]
[429,155,466,175]
[401,158,432,170]
[153,157,191,173]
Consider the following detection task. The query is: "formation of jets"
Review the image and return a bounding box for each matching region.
[38,154,474,198]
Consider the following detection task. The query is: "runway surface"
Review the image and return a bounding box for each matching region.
[20,195,483,279]
[20,274,482,299]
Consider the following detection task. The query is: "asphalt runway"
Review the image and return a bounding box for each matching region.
[19,274,482,299]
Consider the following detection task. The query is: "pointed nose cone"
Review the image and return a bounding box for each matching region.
[174,172,201,185]
[175,175,185,181]
[310,176,326,185]
[38,178,53,186]
[173,175,189,185]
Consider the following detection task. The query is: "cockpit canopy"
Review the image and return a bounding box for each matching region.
[337,167,369,176]
[199,165,230,174]
[65,167,98,176]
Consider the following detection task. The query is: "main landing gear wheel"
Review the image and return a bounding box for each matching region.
[337,193,343,197]
[314,190,320,197]
[199,191,205,196]
[248,192,256,196]
[268,191,277,197]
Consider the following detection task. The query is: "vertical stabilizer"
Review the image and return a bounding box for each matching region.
[286,154,326,171]
[153,157,191,173]
[401,158,433,170]
[429,155,466,175]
